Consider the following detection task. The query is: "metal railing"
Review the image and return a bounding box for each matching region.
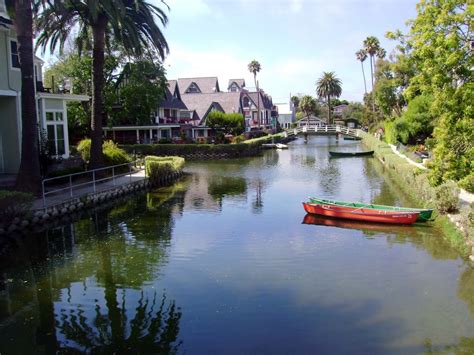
[283,125,360,138]
[41,160,145,208]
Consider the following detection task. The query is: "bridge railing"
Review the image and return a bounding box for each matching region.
[283,125,360,138]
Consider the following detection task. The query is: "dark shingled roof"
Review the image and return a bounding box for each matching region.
[180,92,242,124]
[178,77,220,94]
[227,79,245,90]
[247,91,274,110]
[160,80,187,110]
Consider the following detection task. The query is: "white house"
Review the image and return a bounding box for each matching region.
[0,4,88,175]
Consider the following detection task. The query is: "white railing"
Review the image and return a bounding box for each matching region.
[284,125,360,137]
[41,160,145,208]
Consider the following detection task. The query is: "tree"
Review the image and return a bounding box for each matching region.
[44,52,119,140]
[110,60,167,126]
[316,72,342,124]
[206,111,245,136]
[403,0,472,185]
[355,49,368,94]
[363,36,382,90]
[5,0,42,193]
[248,60,261,128]
[298,95,319,120]
[342,102,367,126]
[290,95,300,110]
[35,0,169,170]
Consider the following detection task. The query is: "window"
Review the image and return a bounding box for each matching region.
[10,40,20,69]
[186,83,201,93]
[243,97,250,107]
[46,111,66,156]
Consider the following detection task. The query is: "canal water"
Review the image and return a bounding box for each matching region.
[1,137,473,354]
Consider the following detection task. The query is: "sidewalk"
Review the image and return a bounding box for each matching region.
[33,170,147,210]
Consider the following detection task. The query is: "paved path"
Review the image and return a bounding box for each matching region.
[33,170,146,210]
[389,144,427,170]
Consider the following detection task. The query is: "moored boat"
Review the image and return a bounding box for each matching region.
[308,197,433,222]
[343,136,362,141]
[329,150,374,157]
[302,202,419,224]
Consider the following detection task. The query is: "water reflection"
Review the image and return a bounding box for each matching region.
[0,189,184,353]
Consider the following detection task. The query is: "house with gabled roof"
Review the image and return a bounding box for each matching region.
[228,79,245,92]
[104,76,278,144]
[0,4,89,175]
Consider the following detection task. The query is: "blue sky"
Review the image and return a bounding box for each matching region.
[159,0,419,103]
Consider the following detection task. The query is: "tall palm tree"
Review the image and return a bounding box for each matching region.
[355,49,368,95]
[5,0,42,193]
[363,36,381,91]
[316,72,342,125]
[35,0,169,170]
[248,60,261,128]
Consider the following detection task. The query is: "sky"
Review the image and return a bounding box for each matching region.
[158,0,419,103]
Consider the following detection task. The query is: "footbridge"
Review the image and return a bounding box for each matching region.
[283,125,361,138]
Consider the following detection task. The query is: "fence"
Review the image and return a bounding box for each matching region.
[41,160,145,208]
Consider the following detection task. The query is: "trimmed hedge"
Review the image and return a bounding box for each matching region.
[362,131,436,204]
[145,156,185,183]
[121,143,261,158]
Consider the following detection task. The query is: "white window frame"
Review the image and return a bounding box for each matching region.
[8,38,21,71]
[44,108,69,158]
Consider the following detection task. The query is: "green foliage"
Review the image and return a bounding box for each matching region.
[77,139,131,166]
[109,61,167,126]
[0,190,34,223]
[458,203,474,242]
[434,180,460,214]
[295,112,305,121]
[299,95,320,119]
[145,156,185,182]
[206,111,245,136]
[122,142,263,158]
[404,0,473,186]
[459,174,474,193]
[77,139,92,163]
[342,102,366,125]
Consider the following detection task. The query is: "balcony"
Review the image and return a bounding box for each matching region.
[158,116,193,125]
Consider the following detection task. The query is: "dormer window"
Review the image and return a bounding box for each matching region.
[10,40,20,69]
[230,83,239,92]
[186,82,201,93]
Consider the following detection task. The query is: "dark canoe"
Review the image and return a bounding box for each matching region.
[329,150,374,157]
[343,136,362,141]
[302,202,419,225]
[308,197,433,222]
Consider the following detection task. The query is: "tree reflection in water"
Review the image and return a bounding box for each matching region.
[0,187,186,353]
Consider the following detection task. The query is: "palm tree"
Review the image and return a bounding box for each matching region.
[316,72,342,125]
[248,60,261,128]
[5,0,42,193]
[299,95,317,120]
[363,36,381,90]
[290,95,300,110]
[355,49,368,95]
[35,0,169,170]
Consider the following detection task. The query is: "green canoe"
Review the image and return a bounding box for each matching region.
[329,150,374,157]
[308,197,434,222]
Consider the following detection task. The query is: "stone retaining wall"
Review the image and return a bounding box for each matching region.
[0,171,183,237]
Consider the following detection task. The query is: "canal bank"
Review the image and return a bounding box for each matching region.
[360,131,474,262]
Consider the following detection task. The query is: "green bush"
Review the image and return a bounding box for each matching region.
[121,142,261,158]
[77,138,91,163]
[434,180,460,214]
[0,190,34,223]
[145,156,185,182]
[77,139,132,166]
[459,174,474,193]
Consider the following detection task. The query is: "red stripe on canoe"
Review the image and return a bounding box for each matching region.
[302,202,419,225]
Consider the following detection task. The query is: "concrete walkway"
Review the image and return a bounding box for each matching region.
[33,170,146,210]
[389,144,427,170]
